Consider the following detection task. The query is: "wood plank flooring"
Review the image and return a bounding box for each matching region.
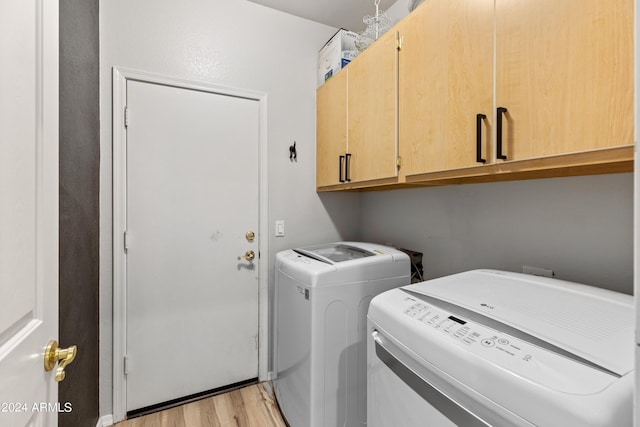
[115,383,287,427]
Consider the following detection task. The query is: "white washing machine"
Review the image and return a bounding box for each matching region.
[274,242,410,427]
[368,269,633,427]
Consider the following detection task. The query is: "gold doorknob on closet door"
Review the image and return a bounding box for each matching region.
[44,340,77,382]
[237,250,255,261]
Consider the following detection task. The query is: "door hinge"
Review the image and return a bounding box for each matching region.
[124,356,129,375]
[396,156,402,168]
[124,230,129,252]
[124,106,129,128]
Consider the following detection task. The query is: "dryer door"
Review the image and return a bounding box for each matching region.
[367,324,534,427]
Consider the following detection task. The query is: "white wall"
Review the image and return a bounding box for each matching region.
[385,0,412,23]
[359,173,634,294]
[99,0,360,416]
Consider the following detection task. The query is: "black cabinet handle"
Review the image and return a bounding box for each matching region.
[339,155,345,183]
[476,113,487,163]
[345,153,352,182]
[496,107,508,160]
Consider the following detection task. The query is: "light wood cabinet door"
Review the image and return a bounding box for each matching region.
[496,0,633,161]
[400,0,494,176]
[347,30,398,183]
[316,69,348,187]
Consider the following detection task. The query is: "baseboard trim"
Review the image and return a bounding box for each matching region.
[96,414,114,427]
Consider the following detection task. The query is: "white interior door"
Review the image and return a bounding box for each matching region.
[125,80,260,412]
[0,0,60,426]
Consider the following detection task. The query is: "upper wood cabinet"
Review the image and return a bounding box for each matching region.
[316,30,399,189]
[316,68,348,187]
[398,0,494,176]
[347,29,399,183]
[317,0,633,191]
[495,0,633,162]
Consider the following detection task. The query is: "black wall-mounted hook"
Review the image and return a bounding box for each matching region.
[289,141,297,162]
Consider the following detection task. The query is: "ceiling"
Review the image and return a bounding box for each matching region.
[247,0,398,33]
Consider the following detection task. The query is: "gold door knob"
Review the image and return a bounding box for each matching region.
[245,231,255,242]
[44,340,77,382]
[237,250,255,261]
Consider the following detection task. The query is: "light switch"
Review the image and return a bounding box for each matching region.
[275,220,285,237]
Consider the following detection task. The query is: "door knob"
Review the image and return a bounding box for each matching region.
[44,340,77,382]
[245,231,255,242]
[237,250,255,261]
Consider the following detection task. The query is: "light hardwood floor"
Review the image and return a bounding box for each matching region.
[115,383,287,427]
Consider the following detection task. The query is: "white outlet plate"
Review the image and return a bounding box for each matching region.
[522,265,554,278]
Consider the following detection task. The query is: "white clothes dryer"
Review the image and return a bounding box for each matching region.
[274,242,410,427]
[368,269,633,427]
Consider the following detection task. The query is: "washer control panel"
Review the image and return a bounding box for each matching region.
[397,295,616,394]
[403,300,529,359]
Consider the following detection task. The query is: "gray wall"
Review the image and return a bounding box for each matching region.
[359,173,634,294]
[59,0,100,425]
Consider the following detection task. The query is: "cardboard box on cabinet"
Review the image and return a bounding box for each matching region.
[318,29,359,86]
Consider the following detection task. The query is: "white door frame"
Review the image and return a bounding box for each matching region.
[112,67,269,422]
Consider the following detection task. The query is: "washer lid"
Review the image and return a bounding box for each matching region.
[403,269,634,376]
[294,243,375,264]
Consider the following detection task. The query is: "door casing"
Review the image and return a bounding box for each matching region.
[111,67,269,422]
